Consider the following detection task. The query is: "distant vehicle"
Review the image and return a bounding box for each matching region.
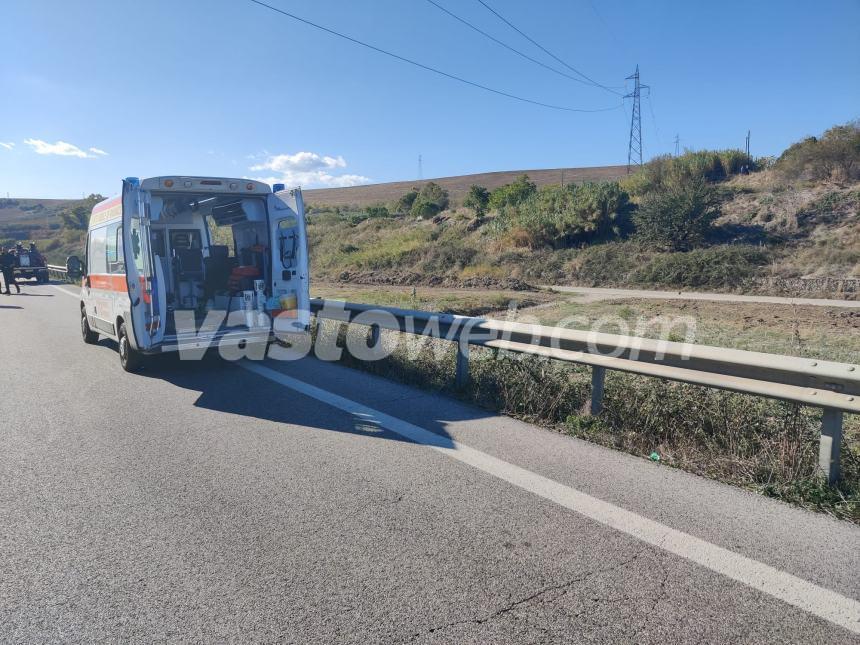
[69,176,311,371]
[13,244,49,283]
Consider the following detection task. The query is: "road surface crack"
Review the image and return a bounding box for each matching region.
[405,549,647,642]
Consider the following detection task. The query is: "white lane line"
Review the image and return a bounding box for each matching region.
[51,285,79,298]
[241,361,860,635]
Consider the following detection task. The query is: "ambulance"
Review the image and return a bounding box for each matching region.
[69,176,310,371]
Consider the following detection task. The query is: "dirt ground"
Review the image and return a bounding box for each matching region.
[312,282,860,363]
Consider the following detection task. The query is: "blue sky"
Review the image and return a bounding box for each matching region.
[1,0,858,199]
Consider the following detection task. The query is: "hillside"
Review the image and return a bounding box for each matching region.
[304,165,628,208]
[0,197,85,263]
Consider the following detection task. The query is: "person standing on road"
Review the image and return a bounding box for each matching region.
[0,246,21,295]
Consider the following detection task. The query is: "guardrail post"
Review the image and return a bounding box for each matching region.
[455,341,470,389]
[818,408,843,485]
[590,366,606,415]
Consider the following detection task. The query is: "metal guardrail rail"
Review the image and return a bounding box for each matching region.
[47,264,74,282]
[310,298,858,485]
[42,265,855,484]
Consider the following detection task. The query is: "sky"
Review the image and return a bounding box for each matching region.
[1,0,858,199]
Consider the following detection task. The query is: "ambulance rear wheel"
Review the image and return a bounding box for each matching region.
[118,322,143,372]
[81,307,98,344]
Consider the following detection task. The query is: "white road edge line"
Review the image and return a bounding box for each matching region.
[241,361,860,635]
[51,285,79,298]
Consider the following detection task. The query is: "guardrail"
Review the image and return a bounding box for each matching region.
[309,298,859,485]
[40,268,855,484]
[47,264,73,282]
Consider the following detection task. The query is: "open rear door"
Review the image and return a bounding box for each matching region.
[122,178,163,350]
[268,187,310,334]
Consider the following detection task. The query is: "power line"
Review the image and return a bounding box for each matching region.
[646,92,663,152]
[475,0,623,97]
[248,0,621,113]
[424,0,608,91]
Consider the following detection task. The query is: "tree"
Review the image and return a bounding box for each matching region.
[396,188,419,214]
[463,184,490,216]
[410,182,449,219]
[58,193,104,231]
[634,176,719,251]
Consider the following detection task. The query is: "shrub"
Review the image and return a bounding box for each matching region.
[396,189,419,214]
[364,204,389,219]
[489,174,537,210]
[490,181,631,249]
[777,121,860,182]
[570,242,649,285]
[410,182,449,219]
[463,184,490,216]
[621,150,753,197]
[631,245,771,289]
[634,175,720,251]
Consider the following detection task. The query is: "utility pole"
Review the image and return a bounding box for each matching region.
[674,134,680,157]
[418,154,423,180]
[624,65,648,172]
[745,130,751,158]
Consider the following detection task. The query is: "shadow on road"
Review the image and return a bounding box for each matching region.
[133,353,466,448]
[0,305,23,309]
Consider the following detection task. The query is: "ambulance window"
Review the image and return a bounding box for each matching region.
[90,227,108,274]
[131,220,144,272]
[106,222,125,274]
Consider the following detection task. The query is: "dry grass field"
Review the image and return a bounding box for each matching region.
[304,165,628,207]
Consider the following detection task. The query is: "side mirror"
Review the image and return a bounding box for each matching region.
[66,255,83,279]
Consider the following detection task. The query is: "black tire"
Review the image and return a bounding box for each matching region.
[81,307,98,344]
[118,322,143,372]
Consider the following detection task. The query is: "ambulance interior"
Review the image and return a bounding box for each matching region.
[148,193,276,334]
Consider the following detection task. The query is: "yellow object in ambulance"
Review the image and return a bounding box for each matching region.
[279,292,298,318]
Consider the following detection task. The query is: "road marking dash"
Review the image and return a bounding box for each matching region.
[241,360,860,635]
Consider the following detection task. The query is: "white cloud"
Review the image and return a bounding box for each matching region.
[0,142,15,150]
[23,138,107,158]
[248,151,369,188]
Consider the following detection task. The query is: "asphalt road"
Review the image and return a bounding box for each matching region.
[543,285,860,308]
[1,283,859,644]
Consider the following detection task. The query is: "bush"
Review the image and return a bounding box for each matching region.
[395,189,419,215]
[570,242,649,285]
[364,204,389,219]
[410,182,449,219]
[621,150,754,197]
[490,181,631,249]
[777,121,860,182]
[463,184,490,216]
[634,175,720,251]
[489,174,537,210]
[631,245,771,289]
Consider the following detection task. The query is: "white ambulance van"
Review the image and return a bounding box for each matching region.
[70,176,310,371]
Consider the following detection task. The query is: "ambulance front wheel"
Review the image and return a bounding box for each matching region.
[118,322,144,372]
[81,307,98,345]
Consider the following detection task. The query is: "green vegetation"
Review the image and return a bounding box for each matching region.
[634,176,719,251]
[488,173,536,210]
[490,181,631,249]
[776,121,860,182]
[463,184,490,216]
[302,121,859,291]
[410,181,450,219]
